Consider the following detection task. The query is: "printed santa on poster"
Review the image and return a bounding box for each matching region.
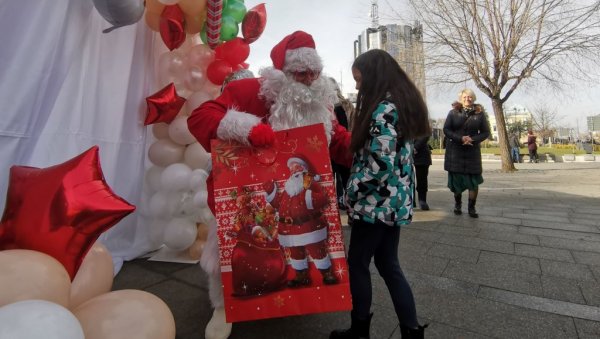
[210,123,351,322]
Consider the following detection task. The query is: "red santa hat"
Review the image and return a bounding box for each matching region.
[270,31,323,73]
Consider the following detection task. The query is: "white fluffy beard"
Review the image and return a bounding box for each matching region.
[259,68,336,143]
[284,172,305,197]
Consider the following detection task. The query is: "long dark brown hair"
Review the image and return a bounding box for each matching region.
[349,49,430,153]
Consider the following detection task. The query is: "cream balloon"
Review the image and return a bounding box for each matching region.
[185,91,213,113]
[74,290,176,339]
[148,139,185,167]
[168,116,197,145]
[0,300,84,339]
[183,66,208,92]
[0,250,71,308]
[152,122,170,139]
[184,142,211,170]
[69,243,114,310]
[186,239,205,260]
[163,217,198,250]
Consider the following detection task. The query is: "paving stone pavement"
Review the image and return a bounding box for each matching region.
[113,161,600,339]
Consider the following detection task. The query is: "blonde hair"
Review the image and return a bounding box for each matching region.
[458,88,477,101]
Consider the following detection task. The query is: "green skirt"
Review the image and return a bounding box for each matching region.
[447,172,484,193]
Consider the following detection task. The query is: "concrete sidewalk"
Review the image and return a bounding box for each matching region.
[113,162,600,339]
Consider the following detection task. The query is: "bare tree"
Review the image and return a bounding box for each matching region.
[406,0,600,171]
[531,103,563,143]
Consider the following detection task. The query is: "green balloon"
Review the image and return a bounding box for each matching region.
[223,1,247,23]
[200,22,208,44]
[220,16,239,42]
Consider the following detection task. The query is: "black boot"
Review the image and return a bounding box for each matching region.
[400,324,428,339]
[320,267,338,285]
[287,269,310,288]
[418,192,429,210]
[468,199,478,218]
[330,313,372,339]
[453,194,462,215]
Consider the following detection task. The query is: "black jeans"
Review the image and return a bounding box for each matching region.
[347,219,418,328]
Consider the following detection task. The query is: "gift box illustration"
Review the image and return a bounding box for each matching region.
[211,123,352,322]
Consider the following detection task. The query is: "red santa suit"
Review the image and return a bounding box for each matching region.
[264,157,331,271]
[187,31,352,213]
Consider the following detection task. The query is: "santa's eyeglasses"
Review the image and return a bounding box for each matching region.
[290,70,321,80]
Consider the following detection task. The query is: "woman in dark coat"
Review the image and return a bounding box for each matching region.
[443,88,490,218]
[413,136,432,210]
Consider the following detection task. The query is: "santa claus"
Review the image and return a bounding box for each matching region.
[263,156,338,287]
[187,30,352,339]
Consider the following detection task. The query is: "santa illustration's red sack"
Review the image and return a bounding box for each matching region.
[211,123,351,322]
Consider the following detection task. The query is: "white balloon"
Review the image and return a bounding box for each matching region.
[164,218,198,250]
[0,300,84,339]
[184,142,211,170]
[147,218,168,246]
[193,191,209,208]
[148,139,185,167]
[168,116,197,145]
[189,169,209,191]
[160,163,192,192]
[152,123,170,139]
[145,166,165,192]
[174,191,197,217]
[148,191,178,218]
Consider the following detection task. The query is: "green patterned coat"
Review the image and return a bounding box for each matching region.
[346,100,415,227]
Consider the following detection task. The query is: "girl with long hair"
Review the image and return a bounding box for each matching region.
[330,49,429,339]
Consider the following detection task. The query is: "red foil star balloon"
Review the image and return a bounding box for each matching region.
[0,146,135,279]
[144,82,186,126]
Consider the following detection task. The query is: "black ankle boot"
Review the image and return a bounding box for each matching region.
[453,194,462,215]
[468,199,478,218]
[330,313,372,339]
[400,324,428,339]
[418,192,429,210]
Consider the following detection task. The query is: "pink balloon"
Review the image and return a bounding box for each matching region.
[183,66,208,92]
[148,139,185,167]
[158,51,187,83]
[69,242,114,309]
[73,289,176,339]
[188,43,215,68]
[0,250,71,308]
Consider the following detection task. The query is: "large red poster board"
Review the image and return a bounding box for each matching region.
[211,124,352,323]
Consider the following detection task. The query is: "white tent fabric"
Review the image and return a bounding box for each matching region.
[0,0,160,273]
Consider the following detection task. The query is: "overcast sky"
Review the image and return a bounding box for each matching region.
[243,0,599,131]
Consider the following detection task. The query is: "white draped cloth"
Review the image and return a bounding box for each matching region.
[0,0,160,273]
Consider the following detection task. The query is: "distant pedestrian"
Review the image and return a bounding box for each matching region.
[527,130,539,163]
[413,136,432,210]
[443,88,490,218]
[329,77,353,211]
[509,132,521,163]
